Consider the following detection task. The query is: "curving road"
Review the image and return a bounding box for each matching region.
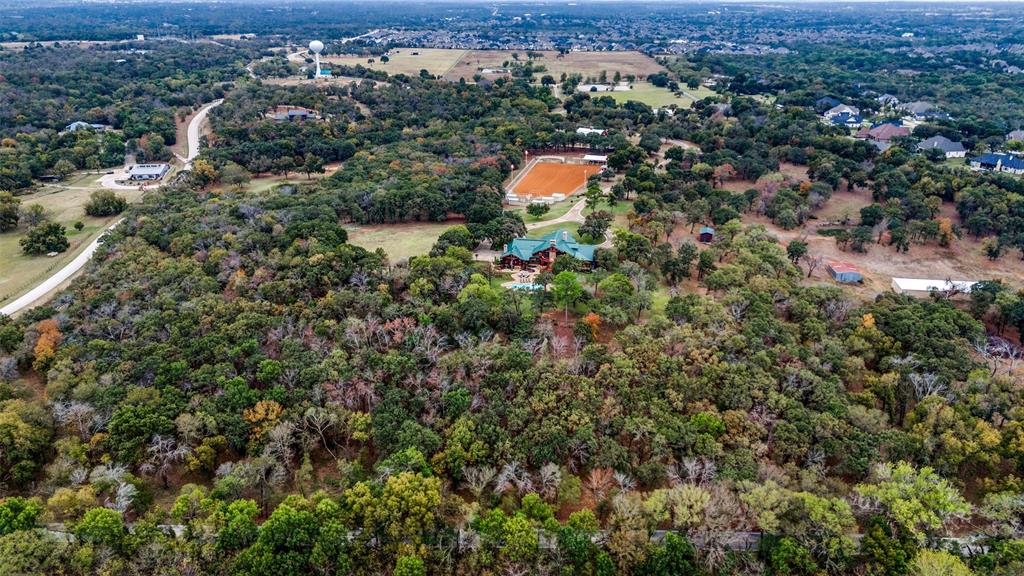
[184,99,223,169]
[1,100,222,316]
[0,219,124,317]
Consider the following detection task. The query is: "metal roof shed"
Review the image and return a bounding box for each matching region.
[890,277,977,296]
[827,261,862,283]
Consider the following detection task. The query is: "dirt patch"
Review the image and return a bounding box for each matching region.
[511,162,601,200]
[814,189,872,224]
[745,212,1024,298]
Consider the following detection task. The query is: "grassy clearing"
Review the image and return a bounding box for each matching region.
[603,82,692,108]
[584,199,633,217]
[0,173,145,306]
[511,199,578,223]
[324,48,466,77]
[344,221,455,261]
[526,221,582,241]
[444,50,665,82]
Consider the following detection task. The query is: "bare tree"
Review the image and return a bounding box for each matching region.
[52,401,97,439]
[463,465,496,500]
[909,372,945,400]
[141,435,190,489]
[585,468,615,502]
[801,254,823,278]
[537,463,562,501]
[302,406,339,459]
[614,471,636,493]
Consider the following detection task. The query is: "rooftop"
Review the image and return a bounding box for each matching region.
[917,135,965,153]
[827,260,860,274]
[973,152,1024,171]
[503,230,596,262]
[128,163,169,176]
[892,277,977,293]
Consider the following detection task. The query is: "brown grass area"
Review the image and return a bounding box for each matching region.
[746,212,1024,298]
[443,50,665,82]
[512,163,600,199]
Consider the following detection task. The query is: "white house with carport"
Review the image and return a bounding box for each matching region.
[127,163,170,181]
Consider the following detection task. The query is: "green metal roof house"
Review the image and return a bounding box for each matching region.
[501,230,595,270]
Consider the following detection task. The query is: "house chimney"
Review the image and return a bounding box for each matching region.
[562,231,568,241]
[503,244,508,252]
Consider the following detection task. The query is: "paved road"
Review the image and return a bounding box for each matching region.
[0,219,124,317]
[1,100,222,317]
[523,198,613,248]
[525,198,587,230]
[184,99,223,169]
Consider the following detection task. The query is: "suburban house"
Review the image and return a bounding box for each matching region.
[267,105,321,122]
[876,94,900,107]
[891,277,976,297]
[900,101,951,121]
[829,112,863,128]
[969,152,1024,175]
[827,261,863,284]
[1007,129,1024,142]
[856,122,910,142]
[576,126,609,137]
[823,104,860,120]
[64,121,111,132]
[501,230,595,271]
[127,163,170,181]
[916,135,966,158]
[698,226,715,243]
[815,96,841,112]
[900,101,935,118]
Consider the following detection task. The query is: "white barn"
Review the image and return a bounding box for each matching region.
[890,277,976,297]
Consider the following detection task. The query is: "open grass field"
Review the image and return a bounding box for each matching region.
[599,83,716,108]
[343,221,457,261]
[324,48,467,77]
[443,50,664,82]
[511,162,601,200]
[511,197,578,222]
[0,174,145,306]
[526,221,582,241]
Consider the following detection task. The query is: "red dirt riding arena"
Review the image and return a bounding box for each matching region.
[511,162,601,199]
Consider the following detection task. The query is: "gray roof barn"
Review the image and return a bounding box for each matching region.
[127,163,170,180]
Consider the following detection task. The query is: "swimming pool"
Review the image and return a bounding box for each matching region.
[509,283,543,291]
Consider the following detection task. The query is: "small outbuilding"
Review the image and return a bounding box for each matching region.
[698,226,715,243]
[827,260,863,284]
[890,277,977,297]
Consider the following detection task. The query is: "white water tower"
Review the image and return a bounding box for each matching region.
[309,40,324,77]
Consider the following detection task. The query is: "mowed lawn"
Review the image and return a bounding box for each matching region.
[324,48,466,77]
[602,82,687,107]
[526,221,582,241]
[511,198,578,223]
[444,50,665,82]
[0,173,144,306]
[594,83,716,108]
[344,221,457,261]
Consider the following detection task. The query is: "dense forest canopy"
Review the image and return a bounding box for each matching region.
[2,3,1024,576]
